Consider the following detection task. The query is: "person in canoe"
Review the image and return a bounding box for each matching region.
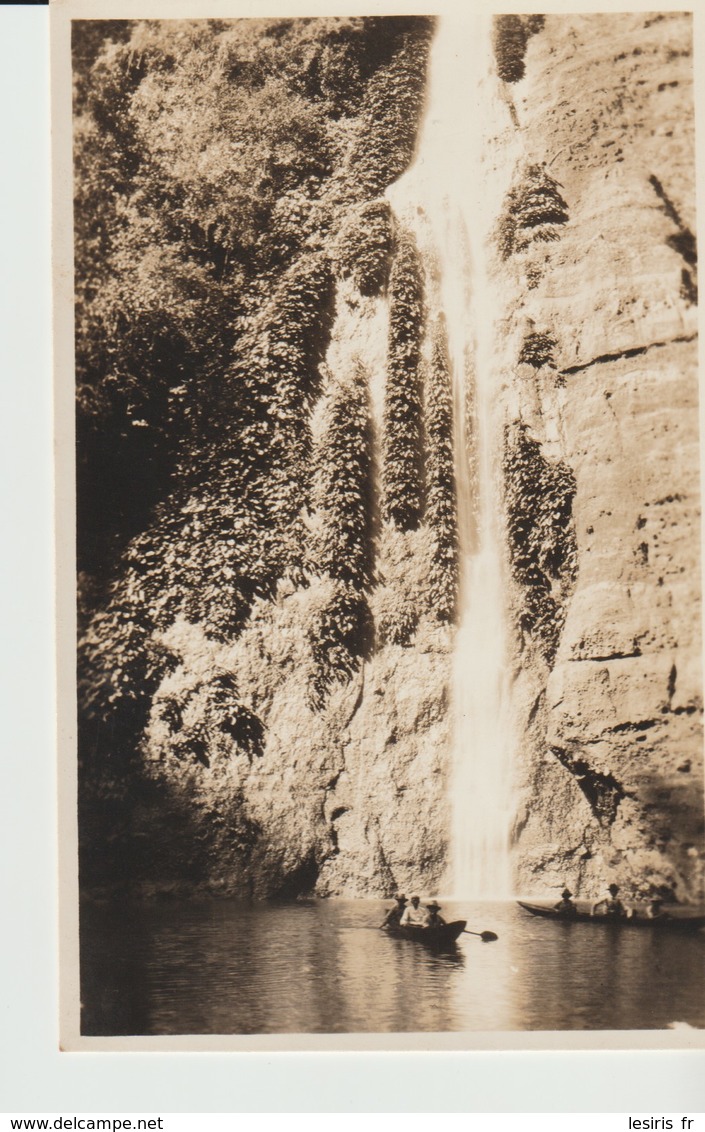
[426,901,446,927]
[553,887,578,917]
[400,895,431,927]
[645,897,670,920]
[591,883,627,918]
[380,894,407,929]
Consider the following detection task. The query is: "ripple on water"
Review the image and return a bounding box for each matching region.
[79,899,705,1036]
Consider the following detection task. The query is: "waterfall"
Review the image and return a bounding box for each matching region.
[387,14,519,899]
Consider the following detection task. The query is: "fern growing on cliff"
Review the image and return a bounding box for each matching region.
[158,672,265,767]
[425,316,459,621]
[346,19,434,198]
[308,364,375,704]
[247,251,336,524]
[376,592,419,646]
[333,199,394,296]
[492,14,545,84]
[497,165,570,259]
[504,422,578,664]
[312,363,376,590]
[308,581,374,708]
[518,329,558,369]
[383,231,425,530]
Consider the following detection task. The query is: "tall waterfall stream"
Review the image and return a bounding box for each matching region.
[388,15,521,899]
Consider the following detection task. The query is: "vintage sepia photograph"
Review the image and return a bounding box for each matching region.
[55,2,704,1045]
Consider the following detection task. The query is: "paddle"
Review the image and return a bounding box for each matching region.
[463,929,498,942]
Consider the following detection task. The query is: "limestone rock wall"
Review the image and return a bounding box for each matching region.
[497,12,703,901]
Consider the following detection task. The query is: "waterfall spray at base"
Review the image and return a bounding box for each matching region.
[388,15,520,900]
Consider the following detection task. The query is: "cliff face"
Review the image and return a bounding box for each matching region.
[495,13,703,901]
[140,284,453,898]
[78,14,703,903]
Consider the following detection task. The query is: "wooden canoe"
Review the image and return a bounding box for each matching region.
[383,919,467,946]
[517,900,705,931]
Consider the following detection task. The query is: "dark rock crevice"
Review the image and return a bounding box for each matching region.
[667,662,677,704]
[570,649,642,662]
[648,173,697,302]
[343,666,366,727]
[606,719,657,734]
[559,333,697,376]
[365,817,397,894]
[550,745,627,826]
[322,767,348,848]
[527,691,544,726]
[271,853,320,900]
[326,806,350,858]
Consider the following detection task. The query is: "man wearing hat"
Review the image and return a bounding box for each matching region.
[553,887,577,917]
[591,883,627,918]
[645,897,669,920]
[380,894,407,929]
[400,894,431,927]
[425,900,446,928]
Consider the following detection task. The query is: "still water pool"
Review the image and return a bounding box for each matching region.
[80,899,705,1035]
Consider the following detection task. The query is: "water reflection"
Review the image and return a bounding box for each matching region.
[80,899,704,1036]
[509,910,705,1031]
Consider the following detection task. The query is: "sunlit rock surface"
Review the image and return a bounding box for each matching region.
[501,12,702,901]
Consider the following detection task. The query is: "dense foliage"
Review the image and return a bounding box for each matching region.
[333,199,394,296]
[313,364,375,589]
[157,672,266,767]
[425,318,459,621]
[75,15,430,682]
[492,14,545,84]
[504,423,578,664]
[376,595,419,647]
[518,329,558,369]
[309,364,375,700]
[496,164,570,259]
[74,14,432,578]
[345,21,434,197]
[73,16,433,886]
[383,232,425,529]
[308,582,374,708]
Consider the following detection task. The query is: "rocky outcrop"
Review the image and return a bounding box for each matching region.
[496,12,703,901]
[141,539,451,898]
[138,273,453,898]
